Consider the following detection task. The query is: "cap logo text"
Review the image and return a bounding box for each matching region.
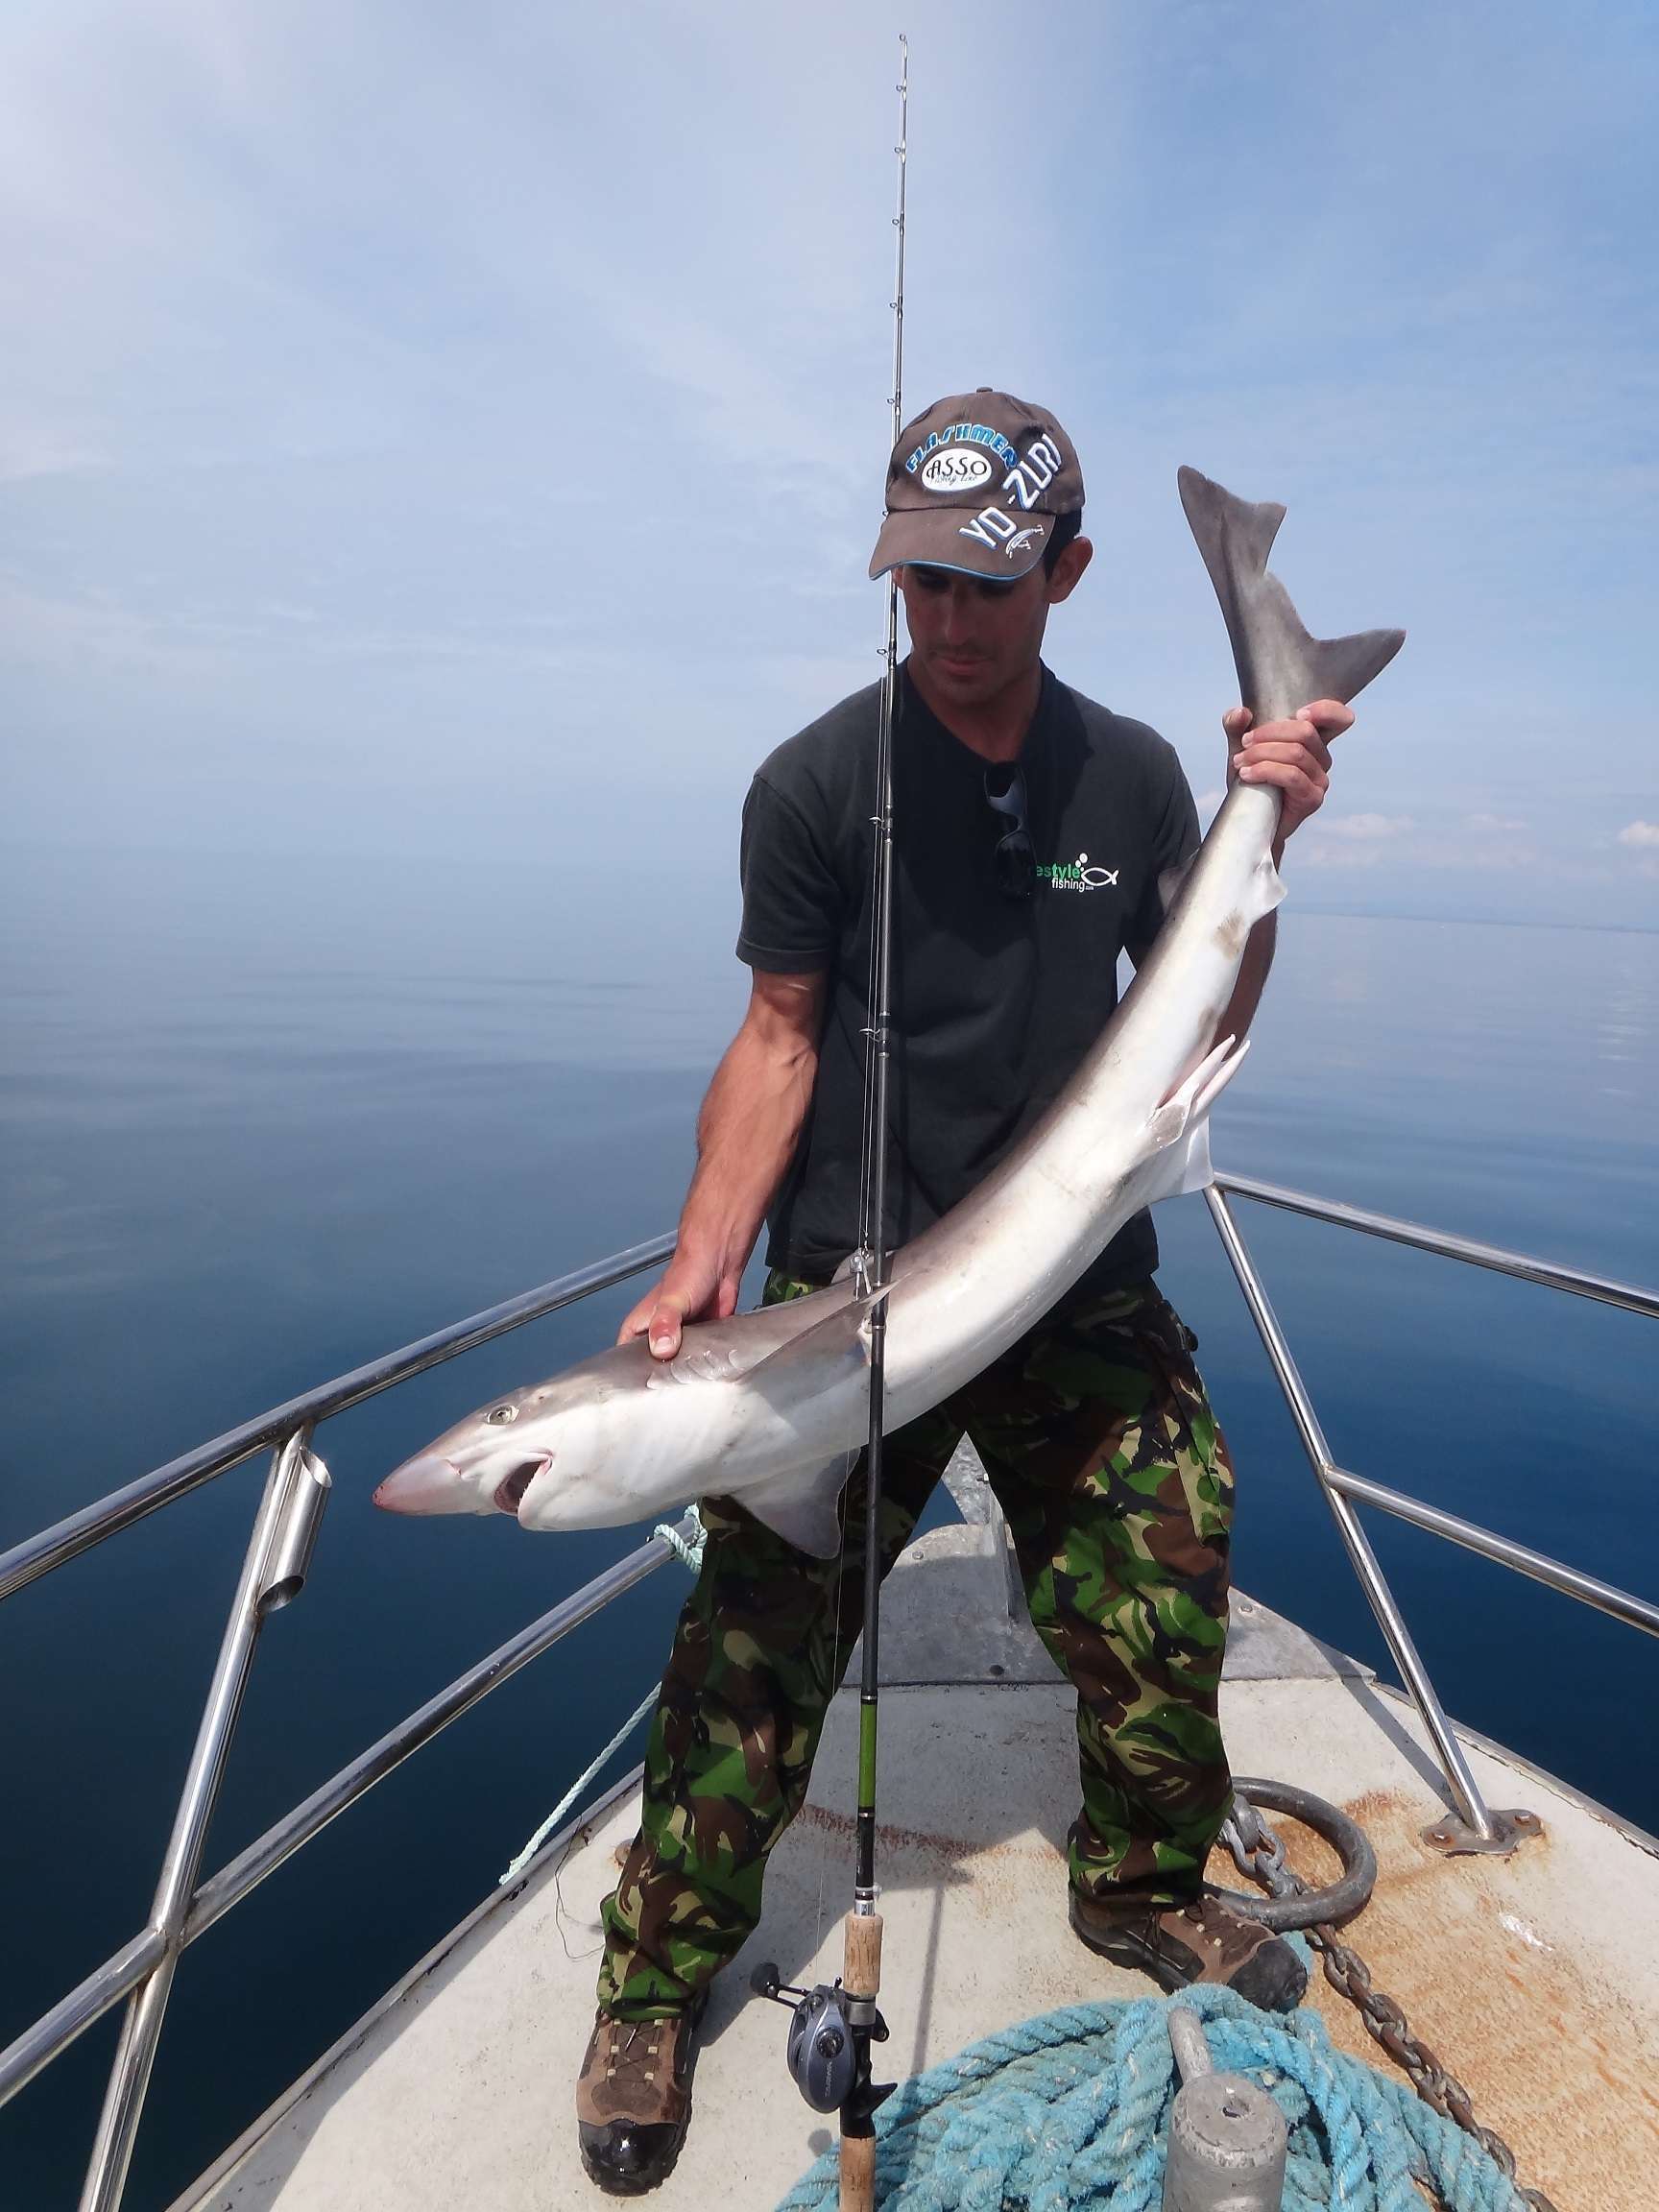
[957,433,1070,552]
[1003,434,1065,511]
[904,421,1021,476]
[920,450,993,492]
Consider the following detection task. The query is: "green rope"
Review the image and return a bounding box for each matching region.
[775,1985,1533,2212]
[498,1511,705,1887]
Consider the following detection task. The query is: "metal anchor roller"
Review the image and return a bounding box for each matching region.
[1163,2008,1287,2212]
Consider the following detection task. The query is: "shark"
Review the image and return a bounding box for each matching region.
[373,469,1403,1555]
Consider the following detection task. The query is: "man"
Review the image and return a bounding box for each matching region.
[575,392,1350,2195]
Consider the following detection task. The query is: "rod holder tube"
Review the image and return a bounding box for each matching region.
[1205,1187,1498,1843]
[258,1445,332,1614]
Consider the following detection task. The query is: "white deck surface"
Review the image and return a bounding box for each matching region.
[180,1511,1659,2212]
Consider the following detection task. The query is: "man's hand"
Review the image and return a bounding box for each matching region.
[1222,697,1354,844]
[618,1249,741,1362]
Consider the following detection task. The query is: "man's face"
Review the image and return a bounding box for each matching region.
[897,538,1091,710]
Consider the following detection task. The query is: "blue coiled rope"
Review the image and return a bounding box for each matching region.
[775,1984,1531,2211]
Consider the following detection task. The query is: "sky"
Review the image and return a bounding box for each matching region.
[3,0,1656,936]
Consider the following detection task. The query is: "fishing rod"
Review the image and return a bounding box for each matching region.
[753,35,907,2212]
[839,28,908,2208]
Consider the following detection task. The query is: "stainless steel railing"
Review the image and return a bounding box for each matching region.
[1208,1173,1659,1849]
[0,1235,676,2212]
[2,1185,1655,2208]
[0,1234,675,1603]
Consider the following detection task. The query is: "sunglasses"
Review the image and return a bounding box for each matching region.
[983,764,1035,901]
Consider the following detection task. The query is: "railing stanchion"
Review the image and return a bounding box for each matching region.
[77,1429,328,2212]
[0,1512,690,2115]
[1204,1187,1500,1845]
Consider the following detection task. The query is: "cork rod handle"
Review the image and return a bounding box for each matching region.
[837,1909,884,2212]
[839,2132,875,2212]
[842,1908,883,2000]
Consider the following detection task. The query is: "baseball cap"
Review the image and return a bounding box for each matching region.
[868,388,1085,584]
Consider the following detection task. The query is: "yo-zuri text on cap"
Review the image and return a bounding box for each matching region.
[868,389,1085,585]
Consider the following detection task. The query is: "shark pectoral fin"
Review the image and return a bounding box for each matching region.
[739,1454,854,1560]
[1141,1035,1252,1201]
[745,1286,888,1404]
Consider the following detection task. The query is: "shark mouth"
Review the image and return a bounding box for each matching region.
[493,1458,548,1516]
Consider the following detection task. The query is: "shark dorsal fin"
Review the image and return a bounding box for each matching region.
[744,1285,887,1405]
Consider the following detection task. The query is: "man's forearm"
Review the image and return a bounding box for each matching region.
[622,971,825,1355]
[675,1022,818,1288]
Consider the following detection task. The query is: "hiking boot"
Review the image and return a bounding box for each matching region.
[1070,1888,1307,2012]
[575,1997,706,2196]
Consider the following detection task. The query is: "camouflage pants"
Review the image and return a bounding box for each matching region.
[596,1275,1236,2020]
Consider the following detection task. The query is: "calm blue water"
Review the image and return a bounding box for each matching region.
[2,847,1656,2210]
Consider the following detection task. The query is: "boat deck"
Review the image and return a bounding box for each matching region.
[179,1500,1659,2211]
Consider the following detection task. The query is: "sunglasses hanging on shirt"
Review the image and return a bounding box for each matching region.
[982,764,1036,902]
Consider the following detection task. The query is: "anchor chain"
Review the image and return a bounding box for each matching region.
[1223,1794,1559,2212]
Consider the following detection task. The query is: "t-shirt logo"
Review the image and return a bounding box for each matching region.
[1038,851,1118,892]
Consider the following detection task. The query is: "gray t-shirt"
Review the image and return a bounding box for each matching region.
[737,661,1200,1295]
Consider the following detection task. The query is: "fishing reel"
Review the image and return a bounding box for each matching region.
[751,1962,889,2117]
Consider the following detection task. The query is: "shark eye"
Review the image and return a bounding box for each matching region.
[485,1404,518,1426]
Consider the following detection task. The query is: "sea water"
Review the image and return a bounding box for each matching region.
[2,845,1655,2209]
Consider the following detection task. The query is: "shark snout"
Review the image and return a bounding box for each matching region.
[373,1453,476,1516]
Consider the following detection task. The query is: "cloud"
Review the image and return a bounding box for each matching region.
[1616,820,1659,848]
[0,580,598,678]
[1295,808,1551,875]
[1310,812,1414,841]
[0,437,112,483]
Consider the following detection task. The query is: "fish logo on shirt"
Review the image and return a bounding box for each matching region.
[1039,852,1119,892]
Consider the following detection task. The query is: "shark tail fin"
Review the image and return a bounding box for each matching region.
[1301,620,1407,706]
[1179,465,1406,710]
[1179,466,1285,599]
[1248,563,1406,708]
